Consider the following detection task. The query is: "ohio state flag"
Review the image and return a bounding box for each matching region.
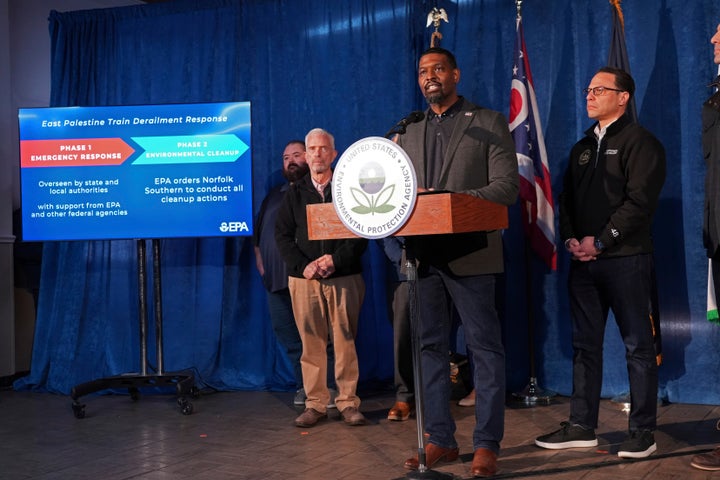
[509,17,557,270]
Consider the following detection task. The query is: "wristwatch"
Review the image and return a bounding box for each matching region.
[594,238,605,252]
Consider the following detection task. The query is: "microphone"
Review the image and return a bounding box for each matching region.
[397,110,425,127]
[384,110,425,138]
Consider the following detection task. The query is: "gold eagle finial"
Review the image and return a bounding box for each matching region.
[426,7,449,48]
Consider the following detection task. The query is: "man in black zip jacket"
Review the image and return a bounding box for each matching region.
[535,67,666,459]
[691,21,720,472]
[274,128,369,428]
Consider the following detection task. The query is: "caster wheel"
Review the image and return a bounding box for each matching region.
[129,387,140,402]
[72,402,86,419]
[177,396,193,415]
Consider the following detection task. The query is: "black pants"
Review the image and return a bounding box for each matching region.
[568,254,659,432]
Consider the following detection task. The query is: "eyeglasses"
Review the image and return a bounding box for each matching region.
[582,86,624,96]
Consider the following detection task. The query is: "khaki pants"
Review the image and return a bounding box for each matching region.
[288,274,365,413]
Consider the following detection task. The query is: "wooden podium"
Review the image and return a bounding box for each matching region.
[307,192,508,240]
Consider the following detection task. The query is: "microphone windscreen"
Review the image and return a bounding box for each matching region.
[407,111,425,123]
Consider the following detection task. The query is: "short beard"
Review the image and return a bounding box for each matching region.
[425,92,444,105]
[283,163,309,183]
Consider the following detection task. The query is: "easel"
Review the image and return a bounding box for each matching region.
[70,239,196,419]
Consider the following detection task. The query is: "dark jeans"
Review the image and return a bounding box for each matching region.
[388,280,414,403]
[416,267,505,453]
[267,289,304,387]
[568,254,658,432]
[267,288,336,389]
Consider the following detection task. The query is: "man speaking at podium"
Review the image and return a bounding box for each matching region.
[397,47,518,477]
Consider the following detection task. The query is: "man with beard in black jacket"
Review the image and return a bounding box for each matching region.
[256,140,316,406]
[690,20,720,473]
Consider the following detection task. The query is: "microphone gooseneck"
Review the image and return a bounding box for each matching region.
[384,110,425,138]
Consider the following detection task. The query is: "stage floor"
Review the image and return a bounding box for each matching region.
[2,384,720,479]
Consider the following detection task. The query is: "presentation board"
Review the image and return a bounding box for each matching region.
[18,101,252,241]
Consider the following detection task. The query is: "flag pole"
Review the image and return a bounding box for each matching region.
[511,205,556,406]
[510,0,556,408]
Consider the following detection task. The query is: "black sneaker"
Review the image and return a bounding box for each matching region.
[293,388,306,406]
[618,430,656,458]
[535,421,598,449]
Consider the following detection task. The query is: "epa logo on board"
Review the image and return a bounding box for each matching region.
[219,221,249,233]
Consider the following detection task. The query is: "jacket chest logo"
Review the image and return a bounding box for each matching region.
[578,149,592,165]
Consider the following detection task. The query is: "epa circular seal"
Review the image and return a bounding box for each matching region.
[332,136,417,239]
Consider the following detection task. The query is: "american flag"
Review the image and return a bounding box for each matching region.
[509,17,557,270]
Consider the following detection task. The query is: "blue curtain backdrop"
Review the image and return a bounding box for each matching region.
[15,0,720,406]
